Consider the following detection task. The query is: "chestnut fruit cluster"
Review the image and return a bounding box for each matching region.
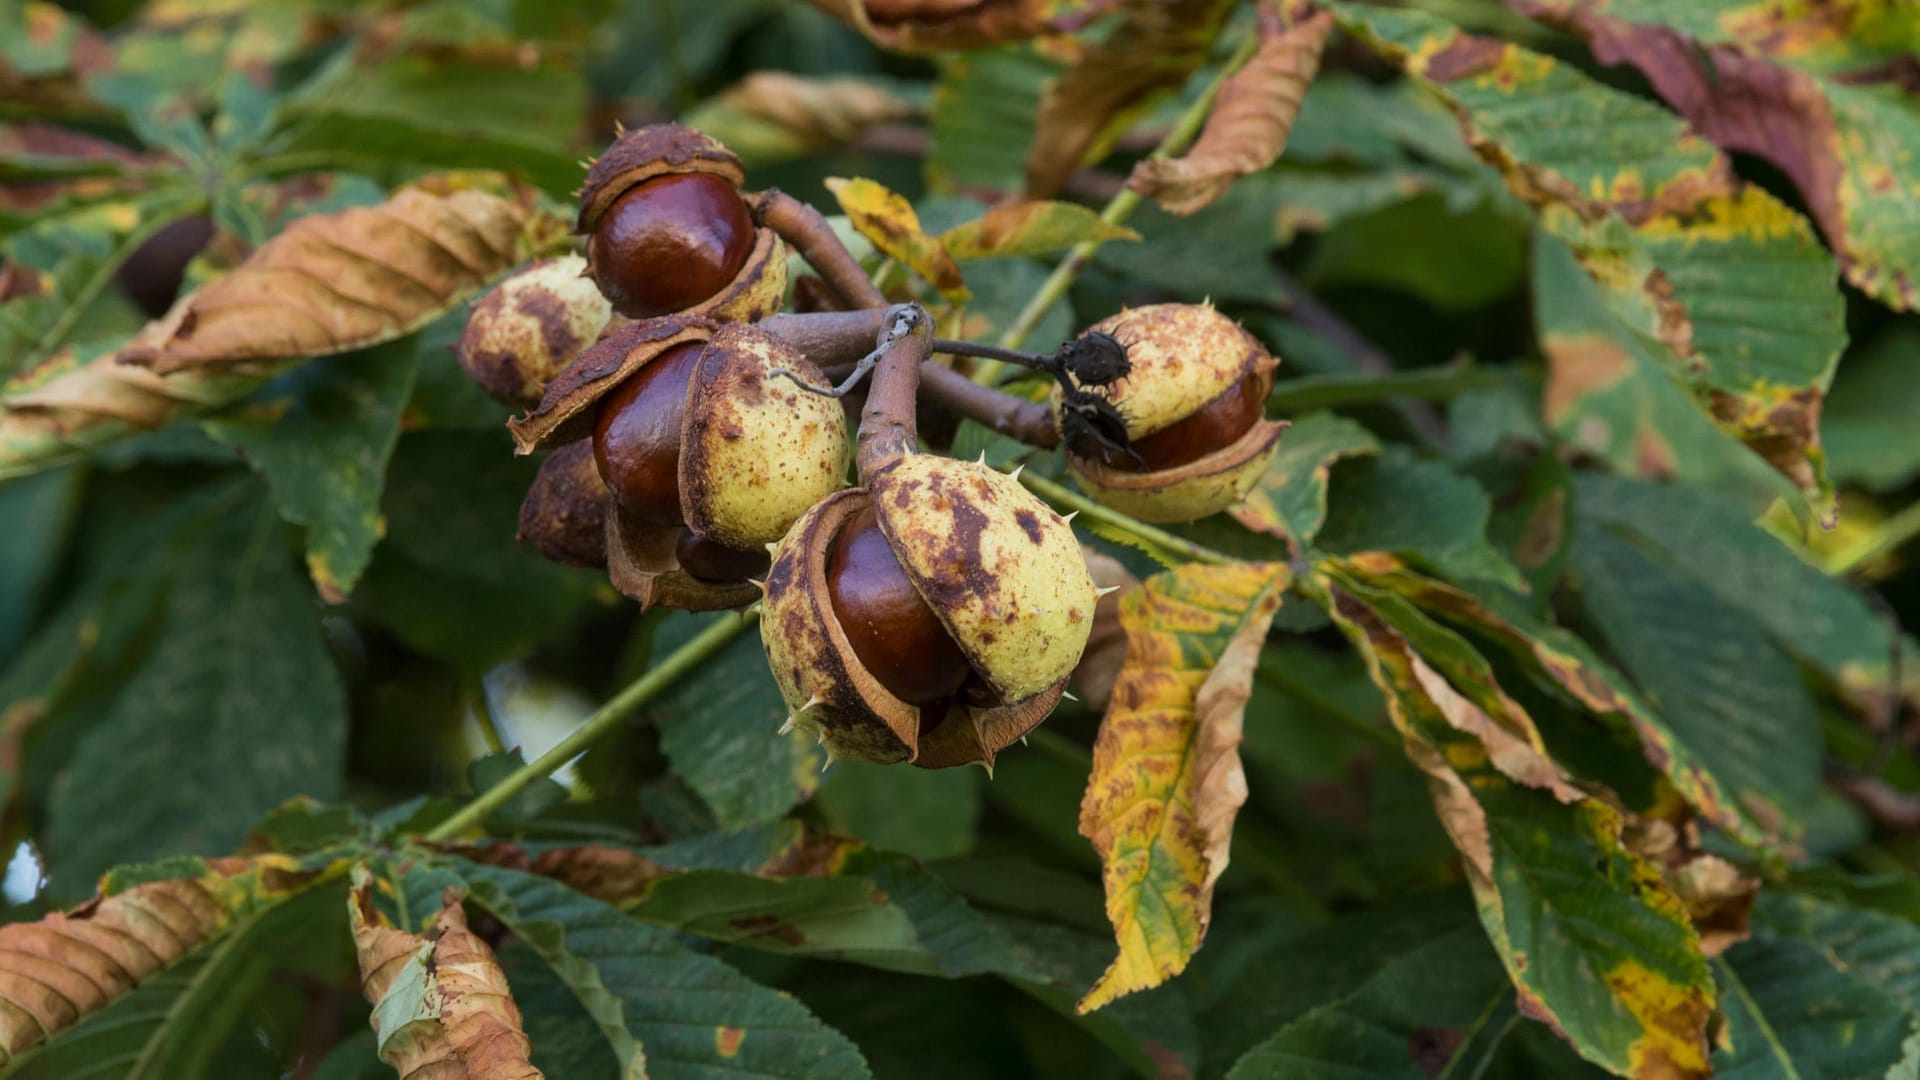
[458,124,1290,769]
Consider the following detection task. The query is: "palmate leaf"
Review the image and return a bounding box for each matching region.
[1078,561,1289,1012]
[0,854,321,1076]
[1226,412,1377,551]
[1320,573,1717,1079]
[1511,0,1920,311]
[1326,1,1847,507]
[448,858,872,1080]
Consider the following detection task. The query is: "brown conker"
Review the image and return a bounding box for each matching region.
[591,340,706,525]
[1100,367,1274,473]
[825,506,973,707]
[675,529,772,585]
[587,173,754,319]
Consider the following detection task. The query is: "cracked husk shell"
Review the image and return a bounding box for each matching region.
[508,316,715,452]
[1052,302,1268,439]
[1069,417,1288,523]
[517,439,610,568]
[760,458,1093,769]
[576,124,747,236]
[606,511,759,612]
[870,455,1094,704]
[457,255,613,407]
[680,322,850,550]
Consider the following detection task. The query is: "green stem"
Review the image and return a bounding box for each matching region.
[1016,470,1233,566]
[468,678,508,756]
[423,611,756,842]
[1824,499,1920,577]
[983,27,1266,371]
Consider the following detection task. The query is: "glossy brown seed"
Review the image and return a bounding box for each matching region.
[675,529,772,584]
[1098,367,1273,473]
[586,173,754,318]
[825,506,973,706]
[592,340,706,525]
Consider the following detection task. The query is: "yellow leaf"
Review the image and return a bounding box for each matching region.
[1077,560,1288,1012]
[823,176,969,303]
[939,201,1139,260]
[350,866,543,1080]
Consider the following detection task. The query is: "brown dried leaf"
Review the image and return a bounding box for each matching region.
[1128,4,1332,215]
[1026,0,1236,198]
[122,180,548,374]
[0,855,307,1062]
[349,868,542,1080]
[692,72,916,161]
[808,0,1114,52]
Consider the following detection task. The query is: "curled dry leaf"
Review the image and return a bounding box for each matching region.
[1078,561,1288,1013]
[0,175,562,480]
[1128,3,1333,216]
[1025,0,1236,199]
[690,72,916,162]
[807,0,1112,52]
[0,855,306,1064]
[349,867,542,1080]
[121,178,552,374]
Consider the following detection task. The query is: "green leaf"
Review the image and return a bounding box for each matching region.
[1315,446,1523,590]
[815,761,980,860]
[353,431,605,675]
[269,55,587,197]
[652,614,821,831]
[1229,411,1380,551]
[1822,325,1920,493]
[927,47,1055,192]
[1571,523,1823,844]
[454,859,873,1079]
[45,492,348,891]
[940,201,1139,260]
[204,339,420,602]
[1303,191,1525,312]
[1574,472,1918,710]
[0,465,81,656]
[1714,893,1920,1078]
[1323,580,1716,1077]
[1225,925,1514,1079]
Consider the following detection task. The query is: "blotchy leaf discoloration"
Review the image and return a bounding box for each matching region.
[824,177,968,302]
[1078,561,1287,1012]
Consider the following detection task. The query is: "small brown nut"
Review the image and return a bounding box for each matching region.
[1053,302,1287,523]
[509,318,850,609]
[760,453,1097,769]
[516,440,610,569]
[576,123,787,323]
[457,256,613,407]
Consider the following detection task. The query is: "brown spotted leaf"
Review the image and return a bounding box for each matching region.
[0,855,310,1064]
[1025,0,1237,199]
[1327,1,1847,511]
[824,176,968,303]
[1128,3,1333,215]
[350,866,544,1080]
[1077,561,1288,1013]
[1512,0,1920,311]
[122,177,554,374]
[1318,574,1716,1079]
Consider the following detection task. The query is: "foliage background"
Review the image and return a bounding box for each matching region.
[2,0,1920,1076]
